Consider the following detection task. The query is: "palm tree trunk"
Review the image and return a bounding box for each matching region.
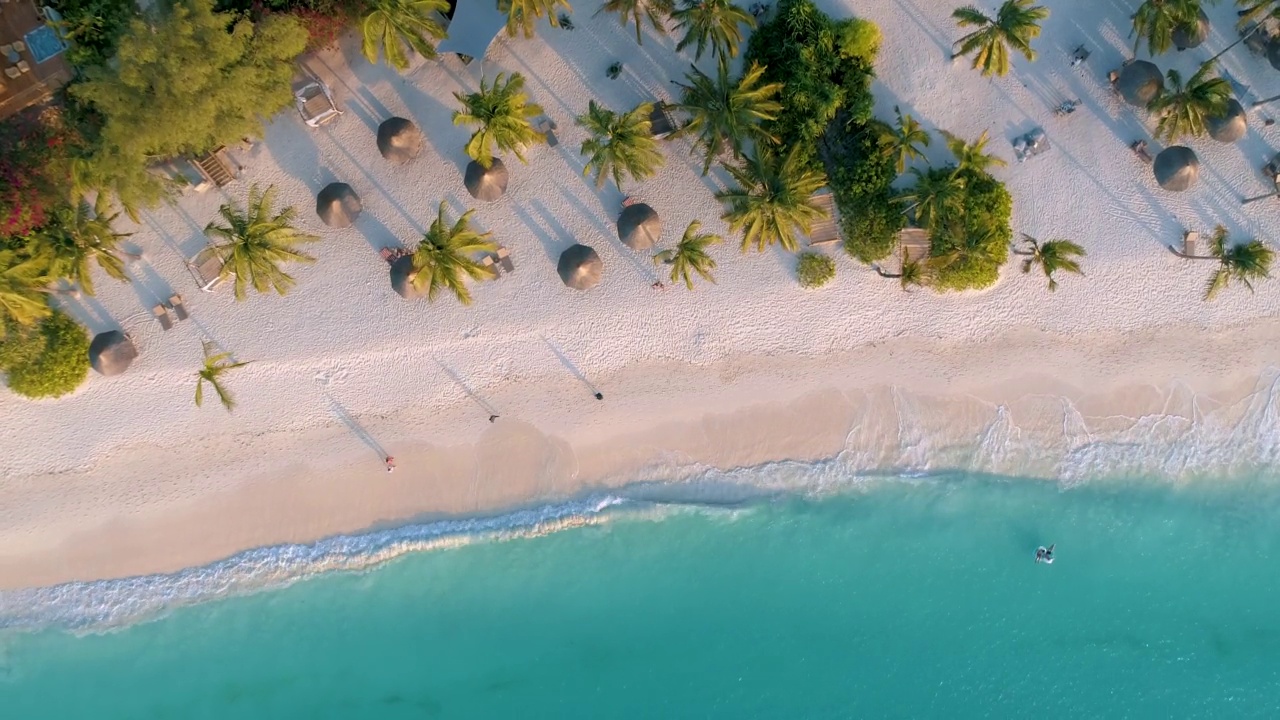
[872,265,901,279]
[1206,24,1261,66]
[1010,249,1034,256]
[1252,93,1280,108]
[1242,191,1279,205]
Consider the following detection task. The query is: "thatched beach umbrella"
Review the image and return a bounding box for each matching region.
[1116,61,1164,106]
[1208,99,1247,143]
[1172,10,1209,51]
[377,117,423,164]
[89,331,137,376]
[1153,146,1200,192]
[315,182,362,227]
[616,203,661,250]
[557,244,603,290]
[464,158,509,202]
[389,254,424,299]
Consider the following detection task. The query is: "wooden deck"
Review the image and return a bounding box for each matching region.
[0,0,71,121]
[806,191,840,247]
[897,227,931,268]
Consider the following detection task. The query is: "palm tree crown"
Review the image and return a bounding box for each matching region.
[672,0,755,61]
[1204,225,1274,300]
[952,0,1050,77]
[361,0,449,71]
[654,220,722,289]
[874,248,929,291]
[1017,234,1085,291]
[716,147,829,253]
[577,101,666,190]
[194,342,251,413]
[0,250,50,334]
[1237,0,1280,30]
[203,184,320,302]
[896,168,966,230]
[672,61,783,175]
[597,0,674,45]
[30,195,132,296]
[1148,63,1231,142]
[453,72,546,168]
[499,0,571,38]
[1132,0,1201,55]
[941,129,1006,174]
[878,106,931,174]
[410,201,499,305]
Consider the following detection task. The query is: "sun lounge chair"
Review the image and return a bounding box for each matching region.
[188,245,228,292]
[1070,45,1090,66]
[169,294,189,321]
[496,246,514,274]
[153,304,173,331]
[380,247,396,263]
[536,117,559,147]
[3,67,18,79]
[1183,230,1199,256]
[480,254,499,277]
[1131,140,1154,164]
[648,102,678,139]
[805,191,840,247]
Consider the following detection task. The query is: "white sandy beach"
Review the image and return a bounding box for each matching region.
[2,0,1279,590]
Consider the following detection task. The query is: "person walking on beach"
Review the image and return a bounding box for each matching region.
[384,456,396,473]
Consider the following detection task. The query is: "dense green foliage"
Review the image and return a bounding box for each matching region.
[0,316,48,369]
[0,111,75,240]
[913,166,1012,292]
[2,310,90,399]
[745,0,879,158]
[829,123,902,262]
[51,0,137,68]
[70,0,307,214]
[28,196,132,296]
[796,251,835,288]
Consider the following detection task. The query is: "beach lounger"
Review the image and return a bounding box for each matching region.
[1070,45,1089,67]
[648,102,678,139]
[153,304,173,331]
[187,245,228,292]
[480,254,499,277]
[497,246,514,274]
[1131,140,1154,164]
[169,294,189,321]
[536,117,559,147]
[805,191,840,247]
[1183,230,1199,256]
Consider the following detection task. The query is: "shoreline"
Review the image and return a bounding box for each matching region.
[3,319,1279,591]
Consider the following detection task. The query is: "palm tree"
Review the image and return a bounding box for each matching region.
[930,223,1006,274]
[1148,63,1231,142]
[896,168,966,230]
[1237,0,1280,29]
[499,0,570,38]
[1192,225,1275,300]
[194,342,251,413]
[361,0,449,71]
[672,61,783,175]
[30,195,132,296]
[596,0,674,45]
[576,101,666,189]
[1132,0,1202,55]
[1014,234,1085,291]
[453,72,546,169]
[878,106,931,174]
[203,185,320,302]
[716,147,829,253]
[409,201,499,305]
[941,129,1006,174]
[0,250,50,335]
[671,0,755,61]
[952,0,1050,77]
[653,220,722,289]
[873,249,929,291]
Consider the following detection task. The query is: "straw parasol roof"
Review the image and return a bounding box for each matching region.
[389,254,425,299]
[464,158,509,202]
[88,331,137,376]
[315,182,362,227]
[1172,10,1209,51]
[1116,61,1164,106]
[1208,99,1247,143]
[616,203,661,250]
[557,244,603,290]
[1153,146,1200,192]
[377,117,423,164]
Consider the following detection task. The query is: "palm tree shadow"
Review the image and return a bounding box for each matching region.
[543,337,601,396]
[434,358,500,415]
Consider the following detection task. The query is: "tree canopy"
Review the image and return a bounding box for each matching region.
[71,0,307,213]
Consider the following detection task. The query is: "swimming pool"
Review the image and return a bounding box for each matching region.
[24,22,66,65]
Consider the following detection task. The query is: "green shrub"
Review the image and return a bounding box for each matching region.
[828,123,902,262]
[839,18,882,64]
[0,316,48,370]
[916,167,1012,292]
[51,0,137,68]
[4,310,90,399]
[796,252,836,288]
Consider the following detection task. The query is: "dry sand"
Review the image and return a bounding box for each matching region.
[2,0,1279,589]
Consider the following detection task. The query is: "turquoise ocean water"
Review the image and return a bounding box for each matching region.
[2,471,1280,718]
